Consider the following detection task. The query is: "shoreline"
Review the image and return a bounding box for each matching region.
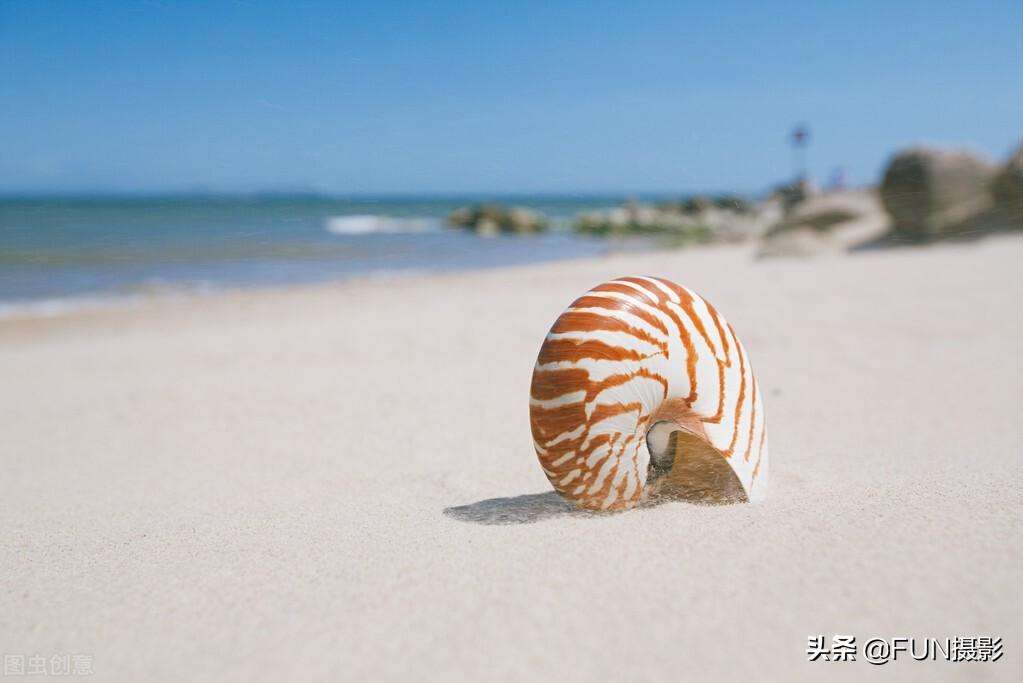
[2,231,1016,327]
[0,236,728,326]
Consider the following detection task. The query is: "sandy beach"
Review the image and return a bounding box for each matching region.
[2,237,1021,681]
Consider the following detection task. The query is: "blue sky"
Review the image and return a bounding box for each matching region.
[2,0,1021,194]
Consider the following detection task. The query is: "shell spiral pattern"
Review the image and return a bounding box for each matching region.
[529,276,768,510]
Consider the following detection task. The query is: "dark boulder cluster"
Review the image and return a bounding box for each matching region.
[654,195,754,215]
[447,204,548,236]
[574,195,767,243]
[444,140,1023,251]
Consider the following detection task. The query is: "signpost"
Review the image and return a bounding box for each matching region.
[790,124,811,182]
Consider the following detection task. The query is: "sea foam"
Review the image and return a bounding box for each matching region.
[324,215,434,235]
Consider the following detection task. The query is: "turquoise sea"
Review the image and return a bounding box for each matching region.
[0,194,662,312]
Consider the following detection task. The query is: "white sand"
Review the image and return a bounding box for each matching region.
[2,237,1021,681]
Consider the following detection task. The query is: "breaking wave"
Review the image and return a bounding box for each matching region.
[324,215,437,235]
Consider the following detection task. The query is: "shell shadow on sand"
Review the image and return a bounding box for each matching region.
[445,426,747,525]
[444,483,745,526]
[443,492,582,525]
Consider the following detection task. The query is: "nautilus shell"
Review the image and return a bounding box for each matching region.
[529,276,768,510]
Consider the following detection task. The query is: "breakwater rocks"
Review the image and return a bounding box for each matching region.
[447,204,548,235]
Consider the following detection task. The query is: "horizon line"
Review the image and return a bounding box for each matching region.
[0,185,800,201]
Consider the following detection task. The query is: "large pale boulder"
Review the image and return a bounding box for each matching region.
[880,147,995,239]
[758,189,888,257]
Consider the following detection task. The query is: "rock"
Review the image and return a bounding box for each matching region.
[447,204,548,235]
[655,195,751,215]
[713,195,754,213]
[505,207,540,232]
[991,142,1023,223]
[575,202,708,239]
[574,195,772,243]
[880,147,996,239]
[764,190,878,236]
[447,207,473,227]
[771,179,816,213]
[683,196,714,214]
[758,189,889,257]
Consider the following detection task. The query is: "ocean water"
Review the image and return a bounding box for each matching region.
[0,195,649,312]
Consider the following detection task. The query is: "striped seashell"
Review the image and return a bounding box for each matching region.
[529,276,768,510]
